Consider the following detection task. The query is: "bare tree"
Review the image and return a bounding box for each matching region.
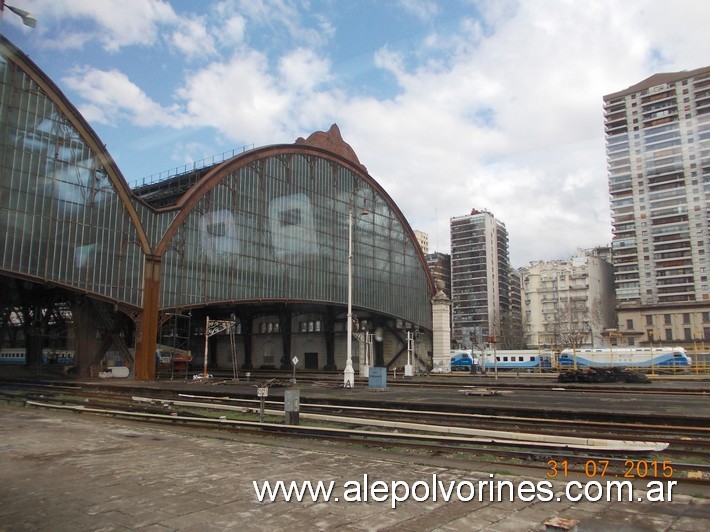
[497,310,526,349]
[549,298,591,348]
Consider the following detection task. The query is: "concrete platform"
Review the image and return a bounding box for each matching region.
[1,400,708,531]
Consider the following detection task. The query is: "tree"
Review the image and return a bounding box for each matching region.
[549,298,591,348]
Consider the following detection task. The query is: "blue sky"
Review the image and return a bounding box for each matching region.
[2,0,709,267]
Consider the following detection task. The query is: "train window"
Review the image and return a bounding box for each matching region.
[518,357,524,361]
[529,356,535,361]
[503,357,508,361]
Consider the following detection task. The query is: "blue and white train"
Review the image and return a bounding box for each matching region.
[0,348,76,365]
[481,350,554,371]
[557,346,691,368]
[450,349,554,371]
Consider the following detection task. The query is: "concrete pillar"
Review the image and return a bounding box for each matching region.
[431,285,452,373]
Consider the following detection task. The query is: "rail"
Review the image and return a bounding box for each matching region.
[5,381,707,484]
[132,143,255,188]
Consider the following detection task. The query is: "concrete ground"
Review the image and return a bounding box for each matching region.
[0,376,709,531]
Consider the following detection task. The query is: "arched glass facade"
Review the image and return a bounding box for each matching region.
[0,41,146,307]
[158,153,432,327]
[0,36,434,378]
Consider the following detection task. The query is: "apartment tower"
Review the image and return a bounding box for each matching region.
[604,67,710,347]
[450,209,513,348]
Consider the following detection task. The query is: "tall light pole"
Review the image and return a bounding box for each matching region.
[1,1,37,27]
[344,202,355,388]
[344,193,368,388]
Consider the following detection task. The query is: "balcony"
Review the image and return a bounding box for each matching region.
[643,115,677,128]
[658,293,695,303]
[641,90,675,105]
[605,122,628,135]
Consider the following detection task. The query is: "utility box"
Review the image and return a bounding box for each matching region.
[284,388,300,425]
[368,366,387,389]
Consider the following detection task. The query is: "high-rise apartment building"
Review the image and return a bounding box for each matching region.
[604,67,710,346]
[520,248,616,348]
[450,209,517,348]
[505,267,525,349]
[414,230,429,255]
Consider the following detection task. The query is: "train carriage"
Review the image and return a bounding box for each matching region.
[481,350,554,371]
[557,346,691,368]
[0,348,27,364]
[0,348,76,366]
[450,349,554,371]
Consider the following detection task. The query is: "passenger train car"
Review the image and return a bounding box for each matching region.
[480,350,554,371]
[557,346,691,368]
[0,348,76,365]
[450,349,554,371]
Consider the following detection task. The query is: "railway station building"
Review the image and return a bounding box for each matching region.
[0,36,436,380]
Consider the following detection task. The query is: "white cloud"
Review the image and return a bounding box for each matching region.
[174,50,291,142]
[231,0,330,48]
[216,15,248,47]
[278,48,332,92]
[330,0,709,265]
[14,0,709,267]
[32,0,178,51]
[398,0,440,22]
[170,17,218,60]
[61,67,180,127]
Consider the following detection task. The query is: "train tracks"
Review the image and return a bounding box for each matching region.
[2,380,708,487]
[207,369,710,395]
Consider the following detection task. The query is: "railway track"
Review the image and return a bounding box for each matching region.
[202,369,710,397]
[173,392,710,463]
[2,381,708,486]
[179,392,710,442]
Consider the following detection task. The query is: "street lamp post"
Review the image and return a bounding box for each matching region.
[344,203,355,388]
[344,193,368,388]
[0,1,37,27]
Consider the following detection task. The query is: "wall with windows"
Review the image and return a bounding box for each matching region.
[616,307,710,347]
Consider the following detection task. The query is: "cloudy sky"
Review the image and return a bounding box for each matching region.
[2,0,709,267]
